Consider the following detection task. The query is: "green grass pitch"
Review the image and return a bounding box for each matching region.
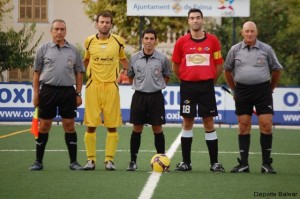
[0,125,299,199]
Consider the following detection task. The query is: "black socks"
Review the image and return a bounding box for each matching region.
[130,131,141,162]
[181,137,193,164]
[35,133,49,163]
[260,133,273,164]
[65,132,78,163]
[154,132,165,154]
[239,134,250,165]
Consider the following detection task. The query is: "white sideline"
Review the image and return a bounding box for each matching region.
[138,132,182,199]
[0,149,299,156]
[1,122,300,129]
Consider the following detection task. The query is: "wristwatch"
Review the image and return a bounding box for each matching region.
[76,92,82,97]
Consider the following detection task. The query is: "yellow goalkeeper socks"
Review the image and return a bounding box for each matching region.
[84,132,96,162]
[105,132,119,162]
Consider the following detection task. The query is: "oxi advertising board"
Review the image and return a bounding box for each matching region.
[0,83,299,125]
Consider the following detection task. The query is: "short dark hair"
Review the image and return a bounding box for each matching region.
[188,8,203,18]
[51,19,66,29]
[142,28,157,40]
[96,11,113,24]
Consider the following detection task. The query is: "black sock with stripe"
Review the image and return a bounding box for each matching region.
[181,137,192,164]
[130,131,141,163]
[65,132,78,163]
[239,134,250,165]
[35,133,48,164]
[260,133,273,164]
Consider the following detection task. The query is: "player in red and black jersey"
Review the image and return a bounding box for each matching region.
[172,8,224,172]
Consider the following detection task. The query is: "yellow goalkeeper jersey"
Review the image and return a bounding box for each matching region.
[84,33,126,82]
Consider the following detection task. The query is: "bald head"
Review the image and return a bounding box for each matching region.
[241,21,258,46]
[243,21,257,31]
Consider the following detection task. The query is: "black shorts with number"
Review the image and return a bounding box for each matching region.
[180,80,218,118]
[39,84,77,119]
[235,81,273,116]
[130,91,166,125]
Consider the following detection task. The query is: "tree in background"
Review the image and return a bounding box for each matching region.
[82,0,187,49]
[250,0,300,86]
[211,0,300,86]
[82,0,299,86]
[0,0,12,22]
[0,0,43,81]
[0,24,43,73]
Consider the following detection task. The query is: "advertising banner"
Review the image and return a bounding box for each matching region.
[127,0,250,17]
[0,83,299,125]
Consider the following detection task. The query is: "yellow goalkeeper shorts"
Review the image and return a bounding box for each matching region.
[84,81,122,128]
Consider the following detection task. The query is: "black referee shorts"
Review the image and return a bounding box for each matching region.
[235,81,273,116]
[39,84,77,119]
[130,91,166,125]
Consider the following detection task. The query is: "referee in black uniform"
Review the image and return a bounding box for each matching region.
[224,21,283,174]
[126,29,172,171]
[29,19,85,171]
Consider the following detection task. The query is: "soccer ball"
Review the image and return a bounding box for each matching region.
[150,154,170,172]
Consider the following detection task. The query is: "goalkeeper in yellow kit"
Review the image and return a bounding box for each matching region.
[83,11,128,170]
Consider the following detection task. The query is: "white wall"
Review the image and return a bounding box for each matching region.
[6,0,97,48]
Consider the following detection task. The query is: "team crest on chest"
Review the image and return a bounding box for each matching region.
[100,42,108,49]
[154,68,160,75]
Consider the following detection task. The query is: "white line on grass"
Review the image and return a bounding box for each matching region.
[138,132,182,199]
[0,149,299,156]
